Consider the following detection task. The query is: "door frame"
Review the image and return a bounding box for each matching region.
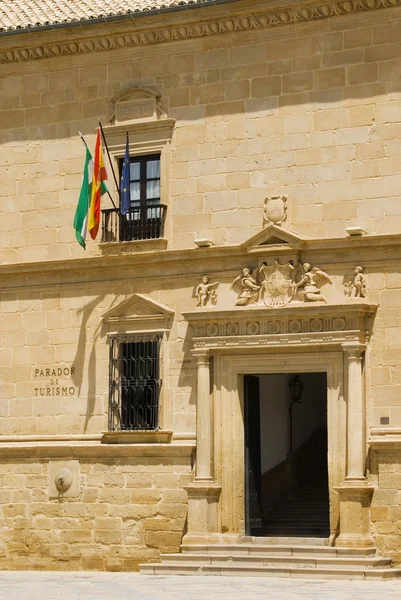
[214,351,345,541]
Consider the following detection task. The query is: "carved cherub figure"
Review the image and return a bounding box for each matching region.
[231,267,261,306]
[196,275,219,307]
[344,266,366,298]
[293,262,332,303]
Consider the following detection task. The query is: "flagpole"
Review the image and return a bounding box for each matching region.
[78,131,118,211]
[98,121,122,210]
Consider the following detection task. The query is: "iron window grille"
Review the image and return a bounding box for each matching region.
[108,333,162,432]
[101,153,166,243]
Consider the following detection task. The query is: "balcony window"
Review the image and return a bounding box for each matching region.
[101,153,166,243]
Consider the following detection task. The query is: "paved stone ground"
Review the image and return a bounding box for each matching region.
[0,573,400,600]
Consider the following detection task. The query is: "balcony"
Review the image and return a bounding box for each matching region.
[101,204,167,243]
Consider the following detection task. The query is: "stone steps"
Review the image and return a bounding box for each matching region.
[139,540,401,580]
[140,561,401,580]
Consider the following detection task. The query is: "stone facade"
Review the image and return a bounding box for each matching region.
[0,0,401,571]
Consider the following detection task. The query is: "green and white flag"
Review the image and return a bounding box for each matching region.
[74,147,93,249]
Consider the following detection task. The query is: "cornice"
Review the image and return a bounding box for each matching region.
[0,0,400,65]
[0,233,400,283]
[182,301,378,323]
[369,427,401,449]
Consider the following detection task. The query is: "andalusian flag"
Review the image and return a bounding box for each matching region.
[73,147,93,249]
[88,128,108,240]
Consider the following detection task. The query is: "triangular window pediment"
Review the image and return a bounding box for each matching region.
[102,293,174,330]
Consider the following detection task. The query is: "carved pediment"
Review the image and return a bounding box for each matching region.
[243,224,307,254]
[107,86,167,125]
[102,294,174,330]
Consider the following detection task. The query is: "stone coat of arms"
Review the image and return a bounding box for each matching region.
[259,261,294,307]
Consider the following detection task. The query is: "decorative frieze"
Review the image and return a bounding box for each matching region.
[183,302,377,350]
[2,0,401,65]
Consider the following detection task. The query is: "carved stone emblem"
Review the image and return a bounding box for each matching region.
[344,266,367,298]
[263,196,287,226]
[267,321,280,334]
[333,317,346,331]
[206,323,218,337]
[289,319,302,334]
[55,467,73,493]
[311,318,324,332]
[247,321,260,335]
[259,261,295,307]
[227,323,239,336]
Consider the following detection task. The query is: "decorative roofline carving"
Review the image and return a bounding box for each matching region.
[1,0,400,65]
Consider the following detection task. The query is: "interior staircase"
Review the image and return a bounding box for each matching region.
[139,538,401,579]
[263,478,329,537]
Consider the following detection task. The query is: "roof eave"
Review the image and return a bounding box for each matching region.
[0,0,245,37]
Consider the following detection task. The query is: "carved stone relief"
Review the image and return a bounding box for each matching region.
[190,309,375,349]
[107,86,167,126]
[259,260,294,307]
[229,260,332,308]
[293,263,332,303]
[195,276,219,308]
[344,266,367,298]
[263,196,287,227]
[4,0,401,66]
[231,268,260,306]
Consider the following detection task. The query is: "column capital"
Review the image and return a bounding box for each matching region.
[342,342,366,358]
[192,348,210,364]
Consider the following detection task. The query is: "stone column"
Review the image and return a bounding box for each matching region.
[183,349,221,543]
[335,342,375,549]
[344,343,366,482]
[195,350,213,481]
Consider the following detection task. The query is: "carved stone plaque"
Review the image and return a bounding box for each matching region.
[116,98,155,123]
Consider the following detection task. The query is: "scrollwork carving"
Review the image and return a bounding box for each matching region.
[2,0,400,65]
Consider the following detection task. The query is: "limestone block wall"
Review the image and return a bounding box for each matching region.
[0,452,191,570]
[370,450,401,563]
[0,6,401,261]
[0,250,400,436]
[365,262,401,427]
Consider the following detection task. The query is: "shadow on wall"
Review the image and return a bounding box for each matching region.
[71,295,105,432]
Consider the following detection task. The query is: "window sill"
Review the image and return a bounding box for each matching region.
[101,430,173,444]
[99,238,168,255]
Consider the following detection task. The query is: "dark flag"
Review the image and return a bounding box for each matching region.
[120,133,130,215]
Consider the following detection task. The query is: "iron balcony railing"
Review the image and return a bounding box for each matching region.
[101,204,167,243]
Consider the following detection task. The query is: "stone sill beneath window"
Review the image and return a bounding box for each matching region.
[99,238,168,256]
[101,430,173,444]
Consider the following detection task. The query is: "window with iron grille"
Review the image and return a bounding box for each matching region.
[108,333,162,431]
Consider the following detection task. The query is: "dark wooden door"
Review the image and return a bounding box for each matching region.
[244,375,263,537]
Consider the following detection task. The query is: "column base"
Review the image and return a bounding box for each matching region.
[183,481,221,541]
[334,481,376,549]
